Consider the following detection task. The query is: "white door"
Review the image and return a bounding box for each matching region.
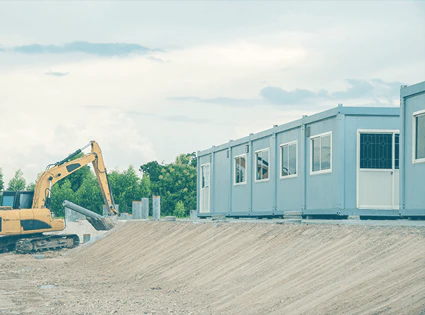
[357,130,400,209]
[200,164,210,213]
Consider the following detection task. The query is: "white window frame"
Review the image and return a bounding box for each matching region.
[234,154,247,186]
[280,140,298,179]
[310,131,332,175]
[254,148,270,183]
[200,163,210,188]
[412,109,425,164]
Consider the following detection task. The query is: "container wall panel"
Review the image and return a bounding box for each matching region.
[231,143,250,213]
[252,137,273,212]
[276,128,303,211]
[403,90,425,211]
[213,149,230,213]
[305,118,338,210]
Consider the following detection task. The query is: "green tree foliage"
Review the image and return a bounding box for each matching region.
[26,182,36,191]
[0,168,4,192]
[0,168,4,204]
[7,169,26,191]
[173,200,185,217]
[108,166,142,213]
[140,174,151,198]
[50,179,76,217]
[75,173,104,214]
[141,152,196,217]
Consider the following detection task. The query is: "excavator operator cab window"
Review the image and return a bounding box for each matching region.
[1,191,34,209]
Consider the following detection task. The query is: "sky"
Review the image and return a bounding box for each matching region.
[0,1,424,185]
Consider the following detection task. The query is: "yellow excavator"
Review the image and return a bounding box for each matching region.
[0,141,118,253]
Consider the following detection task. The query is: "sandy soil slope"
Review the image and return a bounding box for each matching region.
[0,221,424,314]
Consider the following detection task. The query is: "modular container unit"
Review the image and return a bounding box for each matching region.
[197,105,400,218]
[400,81,425,218]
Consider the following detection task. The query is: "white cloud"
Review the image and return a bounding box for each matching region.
[0,1,424,185]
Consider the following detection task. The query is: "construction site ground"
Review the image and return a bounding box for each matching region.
[1,219,425,315]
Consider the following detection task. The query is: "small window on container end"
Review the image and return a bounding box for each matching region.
[255,149,270,181]
[234,155,246,185]
[414,113,425,161]
[281,142,297,178]
[311,133,332,174]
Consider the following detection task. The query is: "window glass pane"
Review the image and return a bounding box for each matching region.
[321,135,331,170]
[201,166,205,188]
[281,146,289,176]
[235,156,246,184]
[416,115,425,159]
[395,134,399,169]
[289,144,297,175]
[205,165,210,187]
[256,152,262,180]
[262,150,269,179]
[312,138,320,172]
[360,133,392,169]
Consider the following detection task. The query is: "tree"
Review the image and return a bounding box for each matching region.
[7,169,26,191]
[0,167,4,192]
[50,179,76,217]
[26,182,36,191]
[140,174,151,198]
[75,173,104,214]
[108,166,141,213]
[0,168,4,205]
[173,200,185,217]
[140,152,197,216]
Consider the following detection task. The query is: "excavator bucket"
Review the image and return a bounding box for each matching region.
[63,200,116,231]
[86,217,115,231]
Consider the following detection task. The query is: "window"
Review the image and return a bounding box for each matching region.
[234,155,247,185]
[414,111,425,162]
[311,132,332,174]
[281,141,297,178]
[20,220,52,231]
[201,164,210,188]
[360,133,393,169]
[255,149,270,181]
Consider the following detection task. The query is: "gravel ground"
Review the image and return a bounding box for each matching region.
[1,220,424,314]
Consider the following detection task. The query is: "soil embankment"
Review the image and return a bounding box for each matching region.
[1,221,424,314]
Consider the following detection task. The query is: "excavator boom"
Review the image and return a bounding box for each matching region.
[32,141,118,215]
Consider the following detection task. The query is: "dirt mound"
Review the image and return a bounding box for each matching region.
[69,221,425,314]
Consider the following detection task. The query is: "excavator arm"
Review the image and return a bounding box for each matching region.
[32,141,118,215]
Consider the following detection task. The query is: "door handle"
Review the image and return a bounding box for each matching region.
[391,171,394,175]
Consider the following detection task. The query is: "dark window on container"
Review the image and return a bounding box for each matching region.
[20,220,52,231]
[415,114,425,160]
[395,134,400,169]
[234,156,246,184]
[0,217,2,232]
[360,133,393,169]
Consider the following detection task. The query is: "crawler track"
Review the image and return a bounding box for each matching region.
[0,234,80,254]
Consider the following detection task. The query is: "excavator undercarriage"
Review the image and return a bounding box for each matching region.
[0,233,80,254]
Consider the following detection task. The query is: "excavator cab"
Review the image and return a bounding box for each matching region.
[1,191,34,209]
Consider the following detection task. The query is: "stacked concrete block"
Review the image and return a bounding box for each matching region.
[152,196,161,220]
[132,201,142,219]
[141,198,149,219]
[190,210,198,221]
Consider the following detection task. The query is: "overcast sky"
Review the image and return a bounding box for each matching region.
[0,1,424,184]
